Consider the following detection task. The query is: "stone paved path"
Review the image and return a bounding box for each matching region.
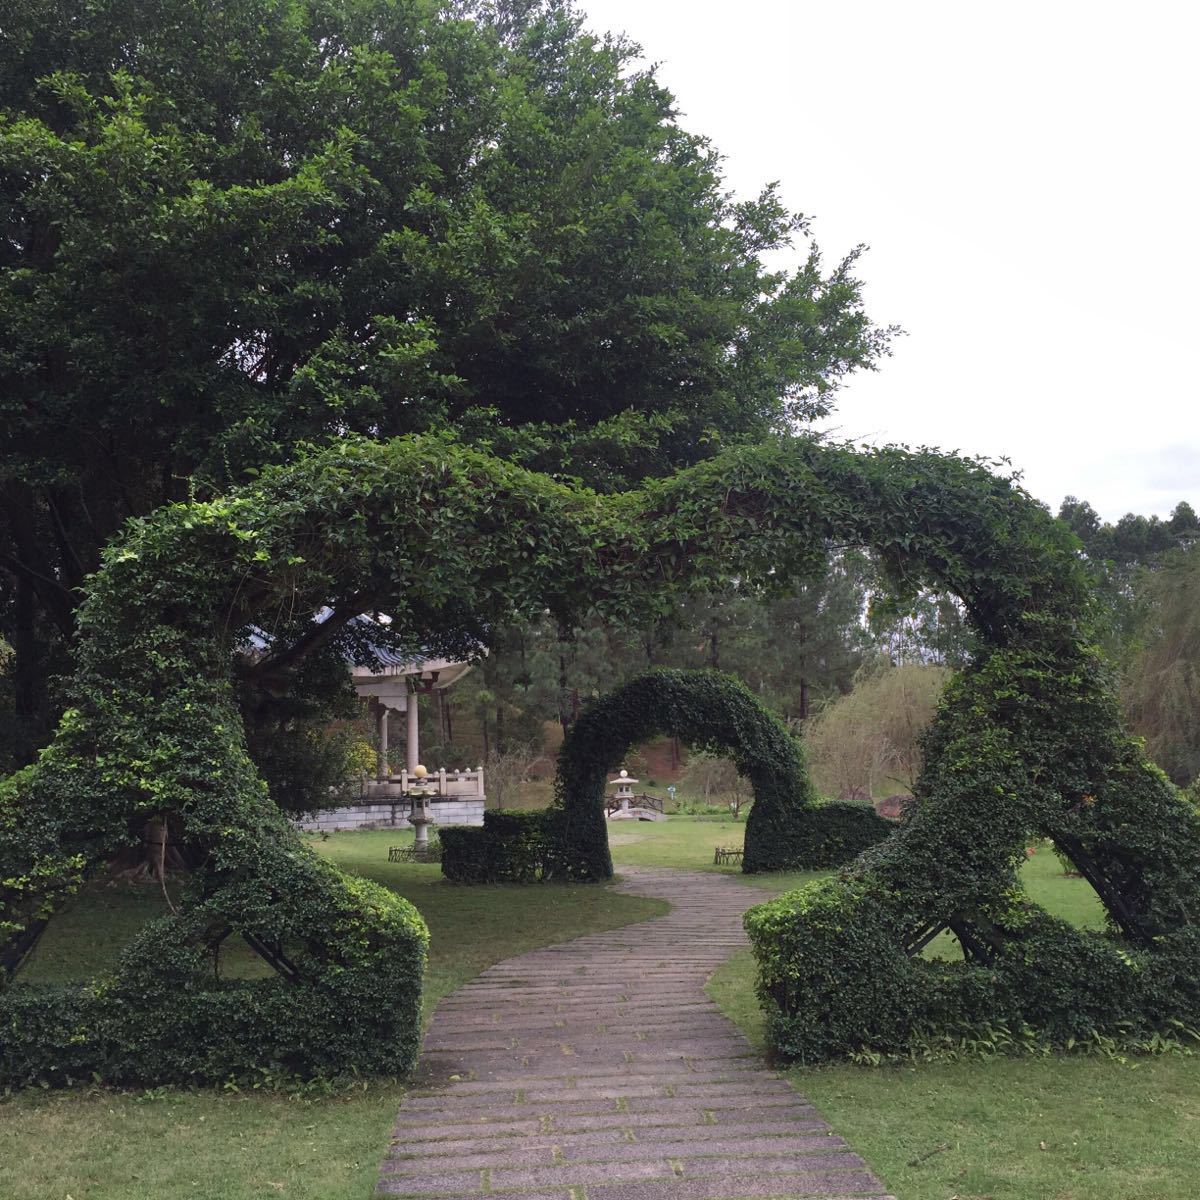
[378,867,894,1200]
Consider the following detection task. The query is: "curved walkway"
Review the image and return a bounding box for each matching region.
[378,868,893,1200]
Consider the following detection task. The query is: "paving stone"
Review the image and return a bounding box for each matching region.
[376,867,891,1200]
[555,1134,847,1162]
[371,1169,480,1194]
[585,1174,890,1200]
[629,1119,831,1141]
[674,1153,867,1175]
[489,1160,677,1189]
[382,1145,558,1172]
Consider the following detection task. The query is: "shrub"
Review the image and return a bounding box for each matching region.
[803,660,951,799]
[6,431,1200,1083]
[441,810,586,883]
[786,800,893,868]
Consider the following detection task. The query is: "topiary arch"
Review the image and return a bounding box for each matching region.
[2,432,1199,1084]
[551,668,891,877]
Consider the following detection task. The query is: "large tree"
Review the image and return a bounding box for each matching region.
[0,0,892,764]
[1057,496,1199,654]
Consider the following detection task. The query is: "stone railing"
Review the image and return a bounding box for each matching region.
[298,766,488,833]
[363,766,485,801]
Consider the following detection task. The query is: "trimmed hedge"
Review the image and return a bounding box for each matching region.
[786,800,894,869]
[441,811,554,883]
[551,668,854,878]
[746,640,1200,1064]
[441,799,894,884]
[4,431,1199,1083]
[441,809,617,883]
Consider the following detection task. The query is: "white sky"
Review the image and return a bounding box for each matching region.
[579,0,1199,522]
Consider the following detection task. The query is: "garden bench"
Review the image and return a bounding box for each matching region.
[713,845,743,866]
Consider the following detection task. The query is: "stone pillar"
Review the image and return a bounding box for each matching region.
[406,693,419,773]
[377,706,389,782]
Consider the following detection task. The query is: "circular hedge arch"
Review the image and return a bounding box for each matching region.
[552,668,891,876]
[2,431,1199,1084]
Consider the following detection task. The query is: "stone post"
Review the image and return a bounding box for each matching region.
[406,693,419,773]
[377,706,389,782]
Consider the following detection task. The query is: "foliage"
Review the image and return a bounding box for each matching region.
[803,658,952,797]
[1121,544,1200,784]
[681,749,750,809]
[483,740,543,810]
[3,431,1199,1083]
[452,668,870,881]
[374,550,888,772]
[346,738,380,781]
[3,830,664,1200]
[555,668,834,875]
[708,948,1200,1200]
[440,810,559,883]
[1057,496,1200,656]
[0,0,893,765]
[237,645,364,816]
[783,800,894,868]
[747,628,1200,1062]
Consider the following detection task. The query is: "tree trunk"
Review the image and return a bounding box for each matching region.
[558,650,571,737]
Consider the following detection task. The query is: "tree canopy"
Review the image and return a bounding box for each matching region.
[0,0,893,764]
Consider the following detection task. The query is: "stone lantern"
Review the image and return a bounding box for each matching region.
[407,763,435,851]
[609,768,638,812]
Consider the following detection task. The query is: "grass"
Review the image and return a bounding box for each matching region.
[607,812,752,872]
[1,829,665,1200]
[5,817,1197,1200]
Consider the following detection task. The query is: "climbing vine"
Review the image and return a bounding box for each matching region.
[2,431,1198,1083]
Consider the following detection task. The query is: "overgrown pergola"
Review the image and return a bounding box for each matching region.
[2,433,1198,1084]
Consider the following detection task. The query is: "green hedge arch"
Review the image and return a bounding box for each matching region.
[2,431,1199,1083]
[552,668,891,876]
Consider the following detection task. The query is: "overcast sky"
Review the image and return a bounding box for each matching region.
[579,0,1198,522]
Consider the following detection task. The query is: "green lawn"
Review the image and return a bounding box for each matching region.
[4,819,1197,1200]
[607,813,752,871]
[707,949,1200,1200]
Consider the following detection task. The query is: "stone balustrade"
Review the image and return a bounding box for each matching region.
[296,766,487,833]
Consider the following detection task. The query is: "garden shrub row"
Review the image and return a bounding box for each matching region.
[440,808,616,882]
[441,811,554,883]
[746,627,1200,1063]
[785,800,894,868]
